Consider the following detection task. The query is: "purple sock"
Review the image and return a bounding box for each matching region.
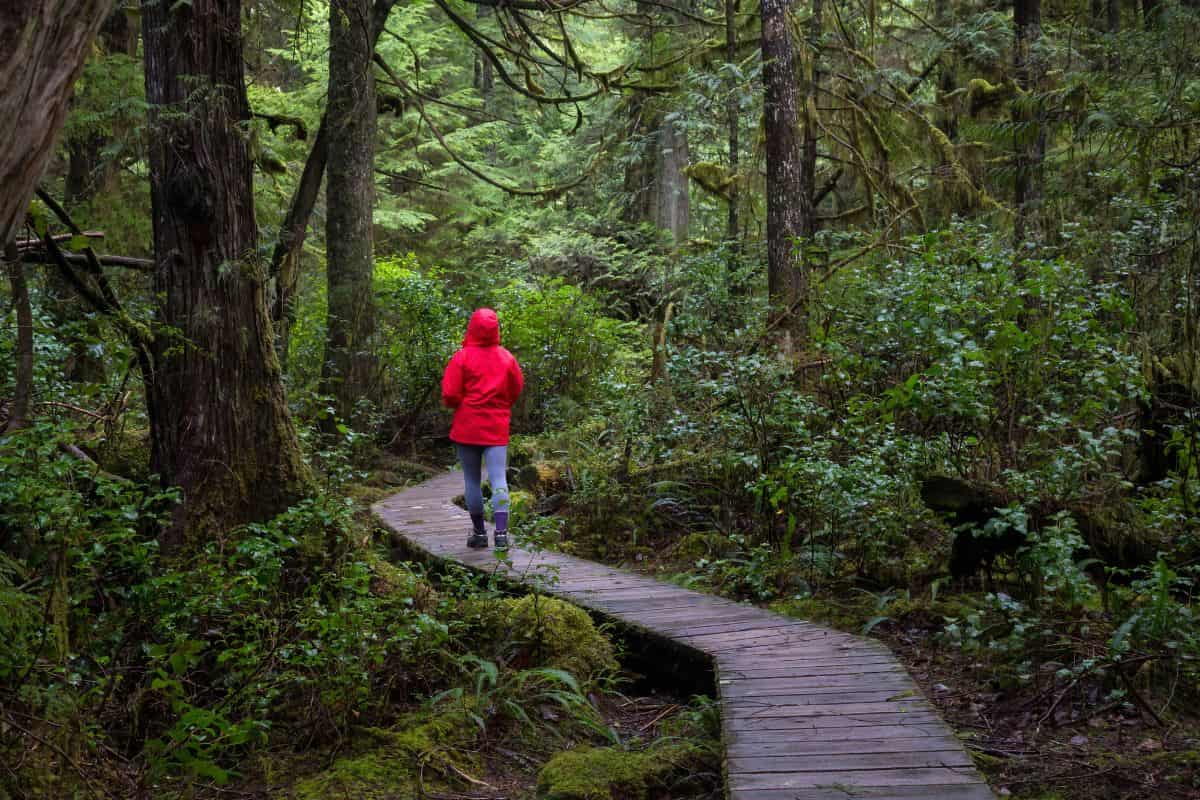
[494,511,508,533]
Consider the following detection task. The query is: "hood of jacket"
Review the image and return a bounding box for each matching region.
[463,308,500,347]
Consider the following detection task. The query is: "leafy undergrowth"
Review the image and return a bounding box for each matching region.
[253,691,720,800]
[505,449,1200,799]
[496,230,1200,800]
[519,496,1200,800]
[0,432,721,800]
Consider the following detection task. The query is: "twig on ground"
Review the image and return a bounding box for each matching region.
[638,702,679,731]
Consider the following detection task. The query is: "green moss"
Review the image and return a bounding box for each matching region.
[97,427,151,481]
[683,162,737,200]
[290,712,478,800]
[537,743,699,799]
[966,77,1021,115]
[467,594,618,684]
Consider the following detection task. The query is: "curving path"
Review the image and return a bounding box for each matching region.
[373,471,996,800]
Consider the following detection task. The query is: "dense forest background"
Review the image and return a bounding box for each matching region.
[2,0,1199,797]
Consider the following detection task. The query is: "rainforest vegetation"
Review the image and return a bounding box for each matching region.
[2,0,1200,797]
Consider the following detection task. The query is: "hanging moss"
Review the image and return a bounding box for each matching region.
[683,162,737,201]
[966,77,1021,116]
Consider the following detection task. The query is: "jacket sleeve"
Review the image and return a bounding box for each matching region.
[441,352,465,408]
[506,354,525,405]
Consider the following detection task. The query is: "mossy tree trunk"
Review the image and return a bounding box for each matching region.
[271,0,395,369]
[725,0,741,250]
[0,0,115,247]
[655,116,690,245]
[141,0,310,546]
[1012,0,1045,249]
[761,0,813,350]
[322,0,380,420]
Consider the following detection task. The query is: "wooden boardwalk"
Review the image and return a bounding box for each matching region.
[374,471,996,800]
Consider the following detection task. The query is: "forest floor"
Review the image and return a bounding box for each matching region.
[225,688,714,799]
[884,623,1200,799]
[558,537,1200,800]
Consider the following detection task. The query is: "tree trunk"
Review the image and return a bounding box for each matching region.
[1141,0,1161,27]
[3,244,33,433]
[725,0,741,249]
[322,0,379,420]
[270,0,395,367]
[655,116,690,245]
[474,5,497,162]
[622,92,660,226]
[141,0,310,546]
[761,0,811,349]
[1012,0,1045,249]
[801,0,822,217]
[0,0,115,246]
[272,117,327,371]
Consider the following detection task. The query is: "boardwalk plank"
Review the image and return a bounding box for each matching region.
[727,749,975,771]
[372,472,995,800]
[729,767,983,790]
[736,785,997,800]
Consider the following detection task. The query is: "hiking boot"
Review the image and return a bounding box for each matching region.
[493,511,509,550]
[467,530,489,549]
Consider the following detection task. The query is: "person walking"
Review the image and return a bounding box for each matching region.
[441,308,524,549]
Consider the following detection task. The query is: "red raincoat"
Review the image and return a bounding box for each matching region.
[441,308,524,446]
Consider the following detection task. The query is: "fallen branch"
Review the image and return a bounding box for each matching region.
[1117,660,1164,727]
[14,231,103,248]
[38,401,108,421]
[0,712,104,800]
[22,249,153,272]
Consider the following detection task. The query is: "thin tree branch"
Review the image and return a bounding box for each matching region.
[374,53,598,197]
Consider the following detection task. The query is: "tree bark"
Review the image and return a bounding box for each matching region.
[621,89,660,226]
[322,0,380,420]
[761,0,811,349]
[725,0,741,249]
[1141,0,1161,27]
[0,0,115,247]
[141,0,310,546]
[270,0,395,368]
[1012,0,1045,249]
[655,116,690,245]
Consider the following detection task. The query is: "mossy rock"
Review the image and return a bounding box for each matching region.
[365,555,437,610]
[516,460,568,494]
[96,427,151,481]
[346,482,391,505]
[466,594,617,683]
[290,712,477,799]
[537,743,700,800]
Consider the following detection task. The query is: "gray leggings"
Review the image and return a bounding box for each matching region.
[457,444,508,516]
